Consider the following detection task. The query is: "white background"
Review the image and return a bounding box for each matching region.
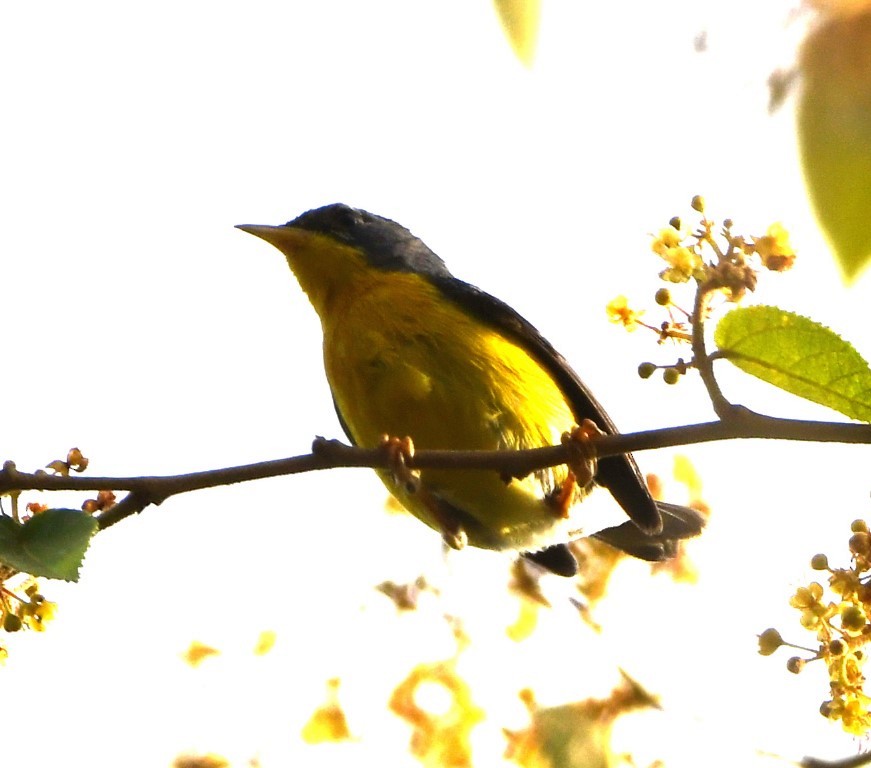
[2,1,870,765]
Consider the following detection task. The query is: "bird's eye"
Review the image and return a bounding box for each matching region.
[331,205,364,231]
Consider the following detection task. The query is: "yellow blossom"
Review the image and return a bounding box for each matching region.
[830,568,860,598]
[752,222,796,271]
[829,651,865,688]
[651,227,682,256]
[301,678,351,744]
[659,245,704,283]
[21,598,57,632]
[605,296,644,331]
[253,630,276,656]
[840,696,871,736]
[790,583,824,609]
[790,582,831,630]
[181,641,220,667]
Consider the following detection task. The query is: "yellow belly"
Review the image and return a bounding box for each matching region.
[322,273,587,551]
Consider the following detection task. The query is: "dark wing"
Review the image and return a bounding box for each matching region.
[332,396,357,445]
[431,275,662,535]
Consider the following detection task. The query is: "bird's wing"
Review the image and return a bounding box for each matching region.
[431,275,662,535]
[332,395,357,446]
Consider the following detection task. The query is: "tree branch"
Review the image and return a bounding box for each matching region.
[1,411,868,531]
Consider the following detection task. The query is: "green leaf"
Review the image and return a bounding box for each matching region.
[493,0,540,67]
[798,12,871,282]
[0,509,98,582]
[714,305,871,422]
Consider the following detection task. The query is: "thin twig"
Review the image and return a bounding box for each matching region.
[2,413,869,531]
[691,279,735,417]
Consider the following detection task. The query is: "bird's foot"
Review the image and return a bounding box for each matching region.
[379,435,467,550]
[561,419,602,489]
[547,472,577,519]
[438,519,469,551]
[547,420,603,518]
[379,434,421,494]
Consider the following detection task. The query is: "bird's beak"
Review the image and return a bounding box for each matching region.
[236,223,320,252]
[236,223,285,244]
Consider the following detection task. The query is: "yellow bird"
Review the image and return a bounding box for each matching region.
[238,204,703,576]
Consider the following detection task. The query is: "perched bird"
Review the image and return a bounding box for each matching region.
[238,204,704,576]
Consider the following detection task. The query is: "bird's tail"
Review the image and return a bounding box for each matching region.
[591,501,706,562]
[524,502,706,576]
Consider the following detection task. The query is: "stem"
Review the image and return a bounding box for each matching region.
[691,280,734,418]
[0,415,868,531]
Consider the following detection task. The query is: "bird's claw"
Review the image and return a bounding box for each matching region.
[547,420,603,518]
[440,523,468,551]
[561,419,602,489]
[380,435,421,494]
[379,435,467,550]
[547,472,577,519]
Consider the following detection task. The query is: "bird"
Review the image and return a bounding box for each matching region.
[237,203,704,576]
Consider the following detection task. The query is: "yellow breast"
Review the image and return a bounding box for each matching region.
[320,270,585,551]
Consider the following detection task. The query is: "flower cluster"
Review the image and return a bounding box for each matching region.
[608,195,797,385]
[758,520,871,736]
[1,580,57,635]
[45,447,89,477]
[650,195,795,294]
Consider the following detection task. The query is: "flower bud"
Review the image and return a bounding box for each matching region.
[654,288,672,306]
[663,367,681,385]
[758,628,784,656]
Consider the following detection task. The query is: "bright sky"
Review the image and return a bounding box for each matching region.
[2,1,871,766]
